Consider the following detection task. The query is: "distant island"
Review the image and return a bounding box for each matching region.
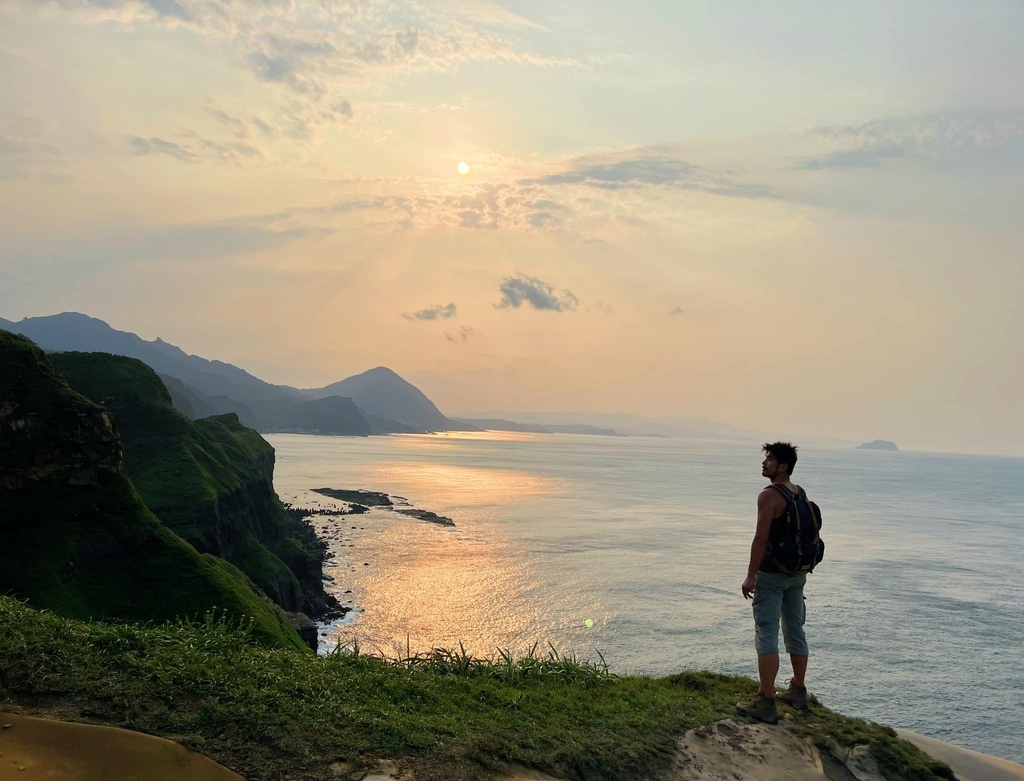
[857,439,899,451]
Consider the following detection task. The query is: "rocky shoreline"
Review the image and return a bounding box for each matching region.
[282,504,357,627]
[312,487,456,526]
[293,487,457,652]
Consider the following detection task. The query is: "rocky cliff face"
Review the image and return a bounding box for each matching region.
[49,351,334,623]
[0,400,122,490]
[0,330,307,651]
[0,334,122,491]
[156,448,324,615]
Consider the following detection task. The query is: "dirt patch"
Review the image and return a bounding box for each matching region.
[0,712,243,781]
[665,718,831,781]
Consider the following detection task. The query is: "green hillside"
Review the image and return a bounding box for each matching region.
[0,330,306,651]
[49,351,329,618]
[0,598,955,781]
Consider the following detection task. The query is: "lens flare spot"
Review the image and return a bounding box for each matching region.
[585,618,594,629]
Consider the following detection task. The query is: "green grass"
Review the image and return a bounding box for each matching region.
[0,478,306,652]
[789,702,957,781]
[50,350,270,515]
[0,598,954,781]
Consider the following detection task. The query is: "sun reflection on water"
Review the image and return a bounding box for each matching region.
[269,434,599,663]
[335,522,541,658]
[361,461,559,507]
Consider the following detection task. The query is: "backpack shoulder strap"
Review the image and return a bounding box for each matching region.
[771,483,794,501]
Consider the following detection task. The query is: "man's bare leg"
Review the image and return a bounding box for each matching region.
[758,653,779,698]
[790,654,808,688]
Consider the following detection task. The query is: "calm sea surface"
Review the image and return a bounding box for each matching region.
[266,432,1024,763]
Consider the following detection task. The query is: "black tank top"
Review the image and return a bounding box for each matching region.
[758,484,801,574]
[758,508,787,574]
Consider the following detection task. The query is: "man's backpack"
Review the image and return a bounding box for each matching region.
[769,484,825,576]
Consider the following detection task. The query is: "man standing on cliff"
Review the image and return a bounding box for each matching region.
[736,441,823,724]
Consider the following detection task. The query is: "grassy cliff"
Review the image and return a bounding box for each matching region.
[49,351,329,617]
[0,331,306,651]
[0,598,955,781]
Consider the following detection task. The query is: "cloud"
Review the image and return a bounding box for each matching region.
[495,274,579,312]
[341,181,570,232]
[20,0,575,158]
[451,0,545,30]
[129,135,196,162]
[801,111,1024,169]
[205,100,362,149]
[145,0,189,20]
[524,148,777,199]
[798,146,909,170]
[445,325,476,343]
[128,131,262,165]
[812,111,1024,151]
[207,182,569,235]
[670,306,685,316]
[403,302,458,320]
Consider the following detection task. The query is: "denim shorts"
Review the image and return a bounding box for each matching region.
[752,571,808,656]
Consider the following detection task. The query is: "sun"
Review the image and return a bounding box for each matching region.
[457,161,470,176]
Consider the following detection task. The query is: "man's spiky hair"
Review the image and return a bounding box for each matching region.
[763,441,798,474]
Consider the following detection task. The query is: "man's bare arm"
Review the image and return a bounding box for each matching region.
[741,489,777,598]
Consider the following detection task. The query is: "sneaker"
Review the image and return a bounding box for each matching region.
[735,692,778,725]
[775,680,809,712]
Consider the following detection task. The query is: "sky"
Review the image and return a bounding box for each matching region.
[1,0,1023,456]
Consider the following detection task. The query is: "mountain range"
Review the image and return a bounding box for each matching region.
[1,312,859,447]
[1,313,459,436]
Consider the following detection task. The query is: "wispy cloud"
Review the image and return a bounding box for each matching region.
[275,145,773,236]
[403,302,458,320]
[812,111,1024,151]
[800,111,1024,170]
[311,181,571,232]
[496,274,579,312]
[451,0,545,30]
[128,126,268,166]
[445,325,476,342]
[19,0,575,159]
[798,146,908,170]
[525,148,777,199]
[129,135,197,162]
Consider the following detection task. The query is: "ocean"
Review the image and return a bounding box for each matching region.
[266,431,1024,763]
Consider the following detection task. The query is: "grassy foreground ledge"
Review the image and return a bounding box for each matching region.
[0,598,952,781]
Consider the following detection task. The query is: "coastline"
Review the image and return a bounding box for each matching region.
[291,485,458,654]
[895,731,1024,781]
